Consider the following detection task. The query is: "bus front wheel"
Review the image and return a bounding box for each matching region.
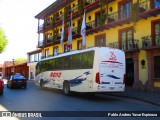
[63,81,71,95]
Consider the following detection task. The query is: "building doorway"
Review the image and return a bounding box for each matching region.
[126,58,134,86]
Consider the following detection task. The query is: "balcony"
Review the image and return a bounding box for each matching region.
[46,20,52,26]
[72,20,98,38]
[53,33,61,44]
[142,34,160,49]
[37,40,44,48]
[122,39,139,51]
[46,37,52,44]
[139,0,160,19]
[86,20,96,30]
[86,0,98,5]
[55,13,63,21]
[38,24,43,31]
[108,39,139,52]
[104,9,131,29]
[70,4,78,13]
[108,42,119,49]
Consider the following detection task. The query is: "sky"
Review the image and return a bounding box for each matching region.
[0,0,55,64]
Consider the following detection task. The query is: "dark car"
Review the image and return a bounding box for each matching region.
[0,72,3,79]
[7,73,27,89]
[0,79,4,94]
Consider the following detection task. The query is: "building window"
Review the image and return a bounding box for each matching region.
[118,0,132,19]
[95,33,106,47]
[38,52,42,61]
[119,27,134,50]
[29,55,34,63]
[34,53,38,62]
[95,11,105,27]
[45,49,49,58]
[53,46,58,56]
[152,19,160,46]
[155,22,160,46]
[64,44,70,53]
[77,40,82,50]
[154,0,160,8]
[154,56,160,78]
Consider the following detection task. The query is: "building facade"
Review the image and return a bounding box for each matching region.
[0,64,2,73]
[27,49,42,80]
[3,61,29,79]
[35,0,160,91]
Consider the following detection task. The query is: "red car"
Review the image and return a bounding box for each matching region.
[0,79,4,94]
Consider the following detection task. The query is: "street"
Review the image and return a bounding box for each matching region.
[0,80,160,120]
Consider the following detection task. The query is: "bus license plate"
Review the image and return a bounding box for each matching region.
[110,87,114,90]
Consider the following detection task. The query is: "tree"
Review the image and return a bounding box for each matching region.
[0,27,8,53]
[15,58,26,62]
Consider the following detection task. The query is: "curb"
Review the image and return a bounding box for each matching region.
[108,93,160,107]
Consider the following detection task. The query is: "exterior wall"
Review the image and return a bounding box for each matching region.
[3,63,29,79]
[28,62,37,80]
[27,49,42,80]
[14,63,29,79]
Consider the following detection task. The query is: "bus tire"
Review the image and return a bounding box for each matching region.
[63,81,71,95]
[40,80,44,89]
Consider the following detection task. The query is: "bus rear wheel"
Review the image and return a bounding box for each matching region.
[63,82,71,95]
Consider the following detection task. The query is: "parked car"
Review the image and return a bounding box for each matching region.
[0,72,3,79]
[7,73,27,89]
[0,79,4,94]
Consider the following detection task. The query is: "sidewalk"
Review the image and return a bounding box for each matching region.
[108,86,160,106]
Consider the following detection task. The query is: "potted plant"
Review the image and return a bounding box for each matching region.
[98,0,107,26]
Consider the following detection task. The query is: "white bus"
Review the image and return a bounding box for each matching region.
[35,47,126,95]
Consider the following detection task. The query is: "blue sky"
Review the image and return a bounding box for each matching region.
[0,0,55,64]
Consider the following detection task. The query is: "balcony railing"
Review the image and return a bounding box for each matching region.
[86,0,98,5]
[122,39,139,51]
[46,20,52,26]
[52,33,61,41]
[38,40,44,47]
[139,0,160,13]
[142,34,160,48]
[86,20,96,30]
[38,24,43,31]
[107,9,130,23]
[72,27,79,35]
[108,39,139,51]
[55,13,64,21]
[108,42,119,49]
[70,4,79,13]
[46,37,52,44]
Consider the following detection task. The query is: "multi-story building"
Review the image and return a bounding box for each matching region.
[27,49,42,80]
[35,0,160,91]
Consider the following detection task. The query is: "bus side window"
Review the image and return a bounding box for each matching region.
[77,54,81,69]
[55,58,58,70]
[87,51,94,68]
[82,53,88,68]
[58,57,64,70]
[41,61,46,72]
[71,55,77,69]
[50,59,55,70]
[64,56,69,69]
